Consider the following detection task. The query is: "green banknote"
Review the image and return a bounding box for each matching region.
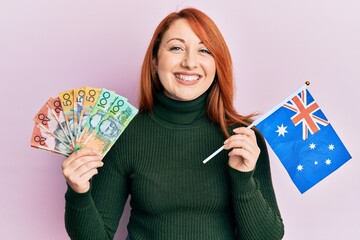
[78,98,138,157]
[76,88,126,148]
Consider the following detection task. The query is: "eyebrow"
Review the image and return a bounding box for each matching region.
[166,38,204,45]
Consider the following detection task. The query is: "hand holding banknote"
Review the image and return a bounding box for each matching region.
[62,148,103,193]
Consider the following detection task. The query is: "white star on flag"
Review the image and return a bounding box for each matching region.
[276,124,288,137]
[309,143,316,149]
[325,159,332,165]
[328,144,335,150]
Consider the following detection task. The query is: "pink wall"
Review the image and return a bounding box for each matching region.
[1,0,359,239]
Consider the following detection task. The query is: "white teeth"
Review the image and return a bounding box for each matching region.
[175,74,200,81]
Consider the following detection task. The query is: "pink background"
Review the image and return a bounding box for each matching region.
[1,0,359,239]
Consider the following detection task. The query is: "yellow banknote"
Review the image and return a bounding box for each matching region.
[77,86,102,143]
[73,87,85,141]
[58,89,76,143]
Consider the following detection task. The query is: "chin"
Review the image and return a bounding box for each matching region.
[168,89,204,101]
[178,95,200,101]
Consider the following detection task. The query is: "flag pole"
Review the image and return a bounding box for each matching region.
[202,81,311,164]
[202,122,256,164]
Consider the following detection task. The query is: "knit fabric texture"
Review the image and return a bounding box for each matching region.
[65,91,284,240]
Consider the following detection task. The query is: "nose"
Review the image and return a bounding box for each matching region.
[181,51,198,69]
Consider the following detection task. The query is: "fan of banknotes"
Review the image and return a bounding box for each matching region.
[30,87,138,158]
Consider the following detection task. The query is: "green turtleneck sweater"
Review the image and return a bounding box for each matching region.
[65,92,284,240]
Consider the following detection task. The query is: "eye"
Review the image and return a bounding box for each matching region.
[169,46,183,52]
[199,49,212,55]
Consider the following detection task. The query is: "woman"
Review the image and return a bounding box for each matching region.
[63,8,284,240]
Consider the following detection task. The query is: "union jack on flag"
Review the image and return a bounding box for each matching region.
[283,89,329,140]
[255,84,351,193]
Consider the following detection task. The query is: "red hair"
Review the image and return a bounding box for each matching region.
[139,8,254,137]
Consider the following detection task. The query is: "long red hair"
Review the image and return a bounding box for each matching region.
[139,8,254,137]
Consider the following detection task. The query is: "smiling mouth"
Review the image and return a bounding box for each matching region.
[175,74,201,81]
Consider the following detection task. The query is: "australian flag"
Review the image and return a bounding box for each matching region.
[255,85,351,193]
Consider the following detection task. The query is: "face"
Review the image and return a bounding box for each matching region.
[155,19,216,101]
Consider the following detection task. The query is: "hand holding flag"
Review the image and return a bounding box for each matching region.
[223,127,261,172]
[204,82,352,193]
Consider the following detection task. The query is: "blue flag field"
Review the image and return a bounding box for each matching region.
[255,85,351,193]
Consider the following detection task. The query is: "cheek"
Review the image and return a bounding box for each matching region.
[157,70,174,92]
[203,58,216,78]
[157,51,176,70]
[156,57,179,85]
[206,69,216,85]
[157,62,172,80]
[209,61,216,77]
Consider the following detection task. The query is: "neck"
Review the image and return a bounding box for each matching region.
[152,91,209,125]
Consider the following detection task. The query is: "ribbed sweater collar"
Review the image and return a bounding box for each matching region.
[152,91,208,126]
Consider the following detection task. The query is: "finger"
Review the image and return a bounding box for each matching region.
[228,148,256,172]
[224,135,254,150]
[228,148,256,161]
[62,148,100,168]
[76,160,104,178]
[64,159,104,179]
[225,135,260,160]
[233,127,257,142]
[79,168,99,181]
[63,155,102,177]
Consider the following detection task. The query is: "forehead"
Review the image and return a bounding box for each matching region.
[162,18,201,42]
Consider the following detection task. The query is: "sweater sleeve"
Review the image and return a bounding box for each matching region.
[64,141,129,240]
[227,132,284,240]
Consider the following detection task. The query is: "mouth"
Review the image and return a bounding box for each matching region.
[174,73,201,82]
